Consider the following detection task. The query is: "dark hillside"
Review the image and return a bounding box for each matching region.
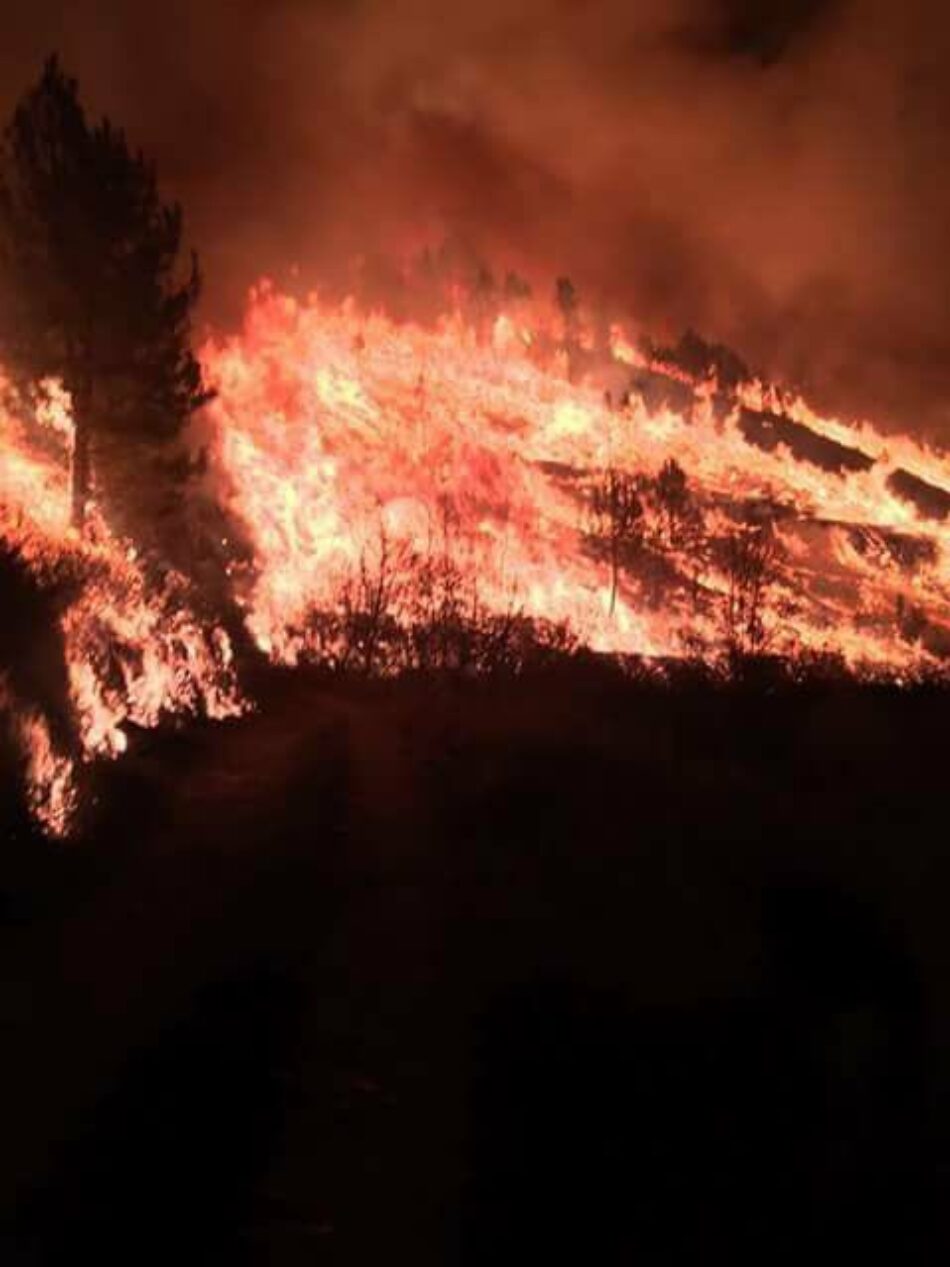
[1,669,948,1263]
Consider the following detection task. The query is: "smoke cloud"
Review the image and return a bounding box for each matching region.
[1,0,950,434]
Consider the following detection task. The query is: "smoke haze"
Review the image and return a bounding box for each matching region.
[2,0,950,434]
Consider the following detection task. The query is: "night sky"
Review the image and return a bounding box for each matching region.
[2,0,950,435]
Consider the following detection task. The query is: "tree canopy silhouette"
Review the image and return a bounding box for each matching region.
[0,56,211,540]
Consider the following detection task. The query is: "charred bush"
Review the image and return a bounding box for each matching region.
[633,459,706,555]
[587,467,645,614]
[299,533,579,680]
[651,328,750,392]
[653,458,690,546]
[586,459,711,612]
[719,520,782,668]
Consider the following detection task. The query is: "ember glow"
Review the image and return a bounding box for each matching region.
[6,274,950,835]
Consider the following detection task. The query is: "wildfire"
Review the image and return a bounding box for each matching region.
[5,273,950,835]
[203,283,950,675]
[0,381,243,837]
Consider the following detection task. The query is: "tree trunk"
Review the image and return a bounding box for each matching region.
[70,388,91,532]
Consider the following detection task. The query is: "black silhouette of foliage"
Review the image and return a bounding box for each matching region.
[555,276,580,379]
[654,458,691,546]
[555,277,577,320]
[299,528,578,678]
[589,468,645,615]
[504,271,532,300]
[653,329,749,393]
[722,521,780,663]
[470,264,498,341]
[0,56,211,540]
[895,594,928,646]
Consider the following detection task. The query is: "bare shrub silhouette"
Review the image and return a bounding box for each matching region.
[588,467,645,615]
[722,521,781,666]
[653,458,689,546]
[302,523,577,678]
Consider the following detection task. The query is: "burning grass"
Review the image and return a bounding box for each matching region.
[204,283,950,675]
[0,391,244,836]
[5,276,950,833]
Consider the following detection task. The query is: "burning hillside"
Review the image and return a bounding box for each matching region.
[5,29,950,1265]
[202,280,950,674]
[0,379,243,836]
[5,53,950,840]
[4,272,950,835]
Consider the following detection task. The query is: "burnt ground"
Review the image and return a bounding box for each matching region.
[0,666,949,1263]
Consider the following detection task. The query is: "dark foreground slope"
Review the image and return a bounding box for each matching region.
[0,668,948,1264]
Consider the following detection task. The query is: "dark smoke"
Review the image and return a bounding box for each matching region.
[1,1,950,435]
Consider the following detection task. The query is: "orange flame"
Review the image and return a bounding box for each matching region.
[5,275,950,834]
[203,284,950,675]
[0,379,244,835]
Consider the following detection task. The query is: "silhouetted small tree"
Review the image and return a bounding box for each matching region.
[655,329,749,393]
[895,593,927,645]
[555,276,577,323]
[0,56,211,544]
[555,276,580,380]
[654,458,690,547]
[337,529,411,675]
[504,271,531,301]
[722,521,780,663]
[590,467,645,615]
[471,264,497,343]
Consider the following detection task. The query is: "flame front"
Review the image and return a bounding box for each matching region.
[206,290,667,661]
[5,275,950,836]
[204,285,950,675]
